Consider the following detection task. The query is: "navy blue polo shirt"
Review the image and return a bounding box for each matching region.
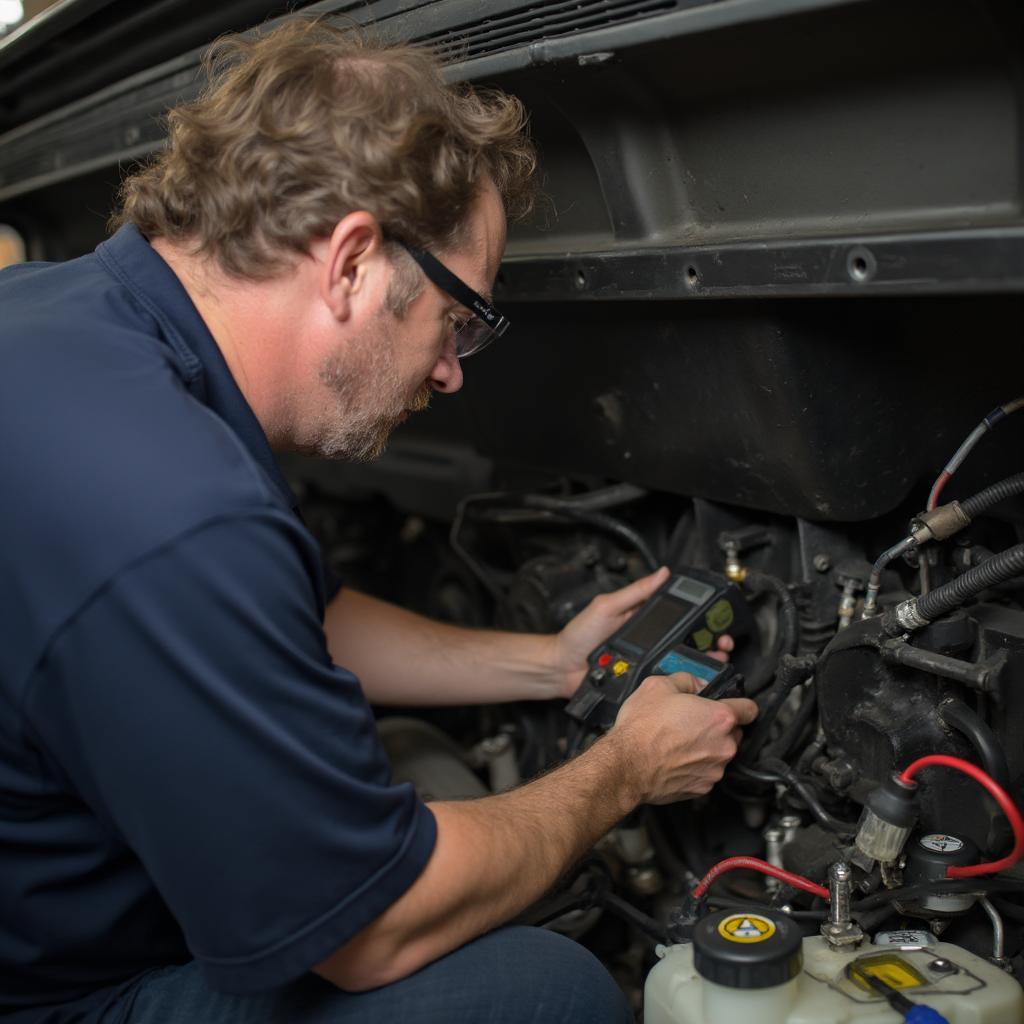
[0,225,436,1018]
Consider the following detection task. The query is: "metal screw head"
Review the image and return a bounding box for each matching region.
[813,553,832,573]
[928,958,956,974]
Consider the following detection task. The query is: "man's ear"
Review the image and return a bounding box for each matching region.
[320,212,384,321]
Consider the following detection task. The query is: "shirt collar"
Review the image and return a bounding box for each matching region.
[96,224,300,513]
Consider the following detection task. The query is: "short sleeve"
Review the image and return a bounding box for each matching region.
[22,511,437,993]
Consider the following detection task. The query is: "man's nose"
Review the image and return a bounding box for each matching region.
[429,341,464,394]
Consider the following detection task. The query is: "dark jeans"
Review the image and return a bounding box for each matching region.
[87,927,632,1024]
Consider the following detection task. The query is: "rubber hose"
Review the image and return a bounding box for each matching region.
[883,544,1024,634]
[761,685,818,763]
[546,483,647,512]
[740,654,817,763]
[742,571,800,692]
[939,698,1011,790]
[960,472,1024,519]
[745,572,800,657]
[916,543,1024,622]
[517,495,659,572]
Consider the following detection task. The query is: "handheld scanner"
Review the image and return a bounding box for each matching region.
[565,568,752,731]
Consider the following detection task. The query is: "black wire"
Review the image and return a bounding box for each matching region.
[730,760,858,837]
[852,877,1024,912]
[449,487,658,603]
[740,654,816,762]
[939,697,1011,789]
[517,494,658,571]
[600,891,668,943]
[703,895,826,920]
[762,684,818,763]
[449,492,508,603]
[743,572,801,693]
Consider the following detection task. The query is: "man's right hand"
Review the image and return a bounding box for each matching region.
[609,673,758,805]
[316,670,757,992]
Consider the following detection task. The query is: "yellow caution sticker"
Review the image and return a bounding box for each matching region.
[849,954,927,992]
[718,914,776,943]
[612,659,630,677]
[706,599,735,633]
[691,628,714,651]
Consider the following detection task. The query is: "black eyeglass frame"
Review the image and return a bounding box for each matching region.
[390,238,510,358]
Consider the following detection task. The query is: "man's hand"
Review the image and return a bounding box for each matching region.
[608,672,758,804]
[549,566,733,700]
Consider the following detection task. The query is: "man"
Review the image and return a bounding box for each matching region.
[0,18,757,1024]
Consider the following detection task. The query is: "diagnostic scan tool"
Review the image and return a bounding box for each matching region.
[565,569,753,732]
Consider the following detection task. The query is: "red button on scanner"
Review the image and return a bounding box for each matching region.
[597,653,613,667]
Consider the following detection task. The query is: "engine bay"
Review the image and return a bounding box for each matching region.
[288,403,1024,1015]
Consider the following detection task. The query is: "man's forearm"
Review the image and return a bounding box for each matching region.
[324,588,566,705]
[315,731,638,991]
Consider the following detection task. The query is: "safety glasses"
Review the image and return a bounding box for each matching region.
[393,239,509,359]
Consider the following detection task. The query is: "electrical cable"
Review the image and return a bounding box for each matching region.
[703,896,826,920]
[881,542,1024,636]
[740,654,816,762]
[516,494,658,571]
[599,891,667,943]
[927,396,1024,511]
[852,877,1024,913]
[960,471,1024,519]
[865,473,1024,616]
[898,754,1024,878]
[731,759,859,837]
[449,491,511,603]
[762,685,818,764]
[938,698,1011,790]
[864,535,918,618]
[692,855,830,901]
[741,571,801,692]
[450,484,657,600]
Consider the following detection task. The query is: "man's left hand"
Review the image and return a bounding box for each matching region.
[550,566,733,700]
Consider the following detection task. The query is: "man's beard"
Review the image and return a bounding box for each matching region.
[308,315,432,461]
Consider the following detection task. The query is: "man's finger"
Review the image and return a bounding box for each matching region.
[602,566,669,615]
[720,697,759,726]
[662,671,703,695]
[707,634,734,664]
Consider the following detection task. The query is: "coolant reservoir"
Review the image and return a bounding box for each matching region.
[644,909,1024,1023]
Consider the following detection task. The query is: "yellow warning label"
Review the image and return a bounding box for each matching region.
[612,659,630,677]
[691,628,713,651]
[706,599,735,633]
[849,954,927,992]
[718,914,776,943]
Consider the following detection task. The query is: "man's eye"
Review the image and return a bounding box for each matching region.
[448,313,469,335]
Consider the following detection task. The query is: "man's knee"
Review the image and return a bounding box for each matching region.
[461,926,632,1024]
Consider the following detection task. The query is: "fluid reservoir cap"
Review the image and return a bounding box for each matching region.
[904,832,979,883]
[693,910,803,990]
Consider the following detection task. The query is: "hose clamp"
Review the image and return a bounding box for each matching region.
[895,599,930,632]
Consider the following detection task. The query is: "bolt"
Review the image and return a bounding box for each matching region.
[479,734,511,757]
[813,553,832,573]
[828,862,852,928]
[928,958,956,975]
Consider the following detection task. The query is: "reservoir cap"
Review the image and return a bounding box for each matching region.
[693,910,803,989]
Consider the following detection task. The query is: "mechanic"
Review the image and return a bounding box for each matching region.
[0,18,757,1024]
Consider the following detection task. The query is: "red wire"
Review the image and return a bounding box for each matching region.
[692,855,830,900]
[927,470,952,512]
[899,754,1024,878]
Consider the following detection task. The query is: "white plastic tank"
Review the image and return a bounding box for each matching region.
[645,910,1024,1024]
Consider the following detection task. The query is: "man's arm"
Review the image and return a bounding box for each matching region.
[314,675,758,991]
[323,568,674,705]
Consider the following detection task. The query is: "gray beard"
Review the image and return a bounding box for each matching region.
[313,346,406,461]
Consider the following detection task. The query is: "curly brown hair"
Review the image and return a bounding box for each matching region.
[112,17,536,283]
